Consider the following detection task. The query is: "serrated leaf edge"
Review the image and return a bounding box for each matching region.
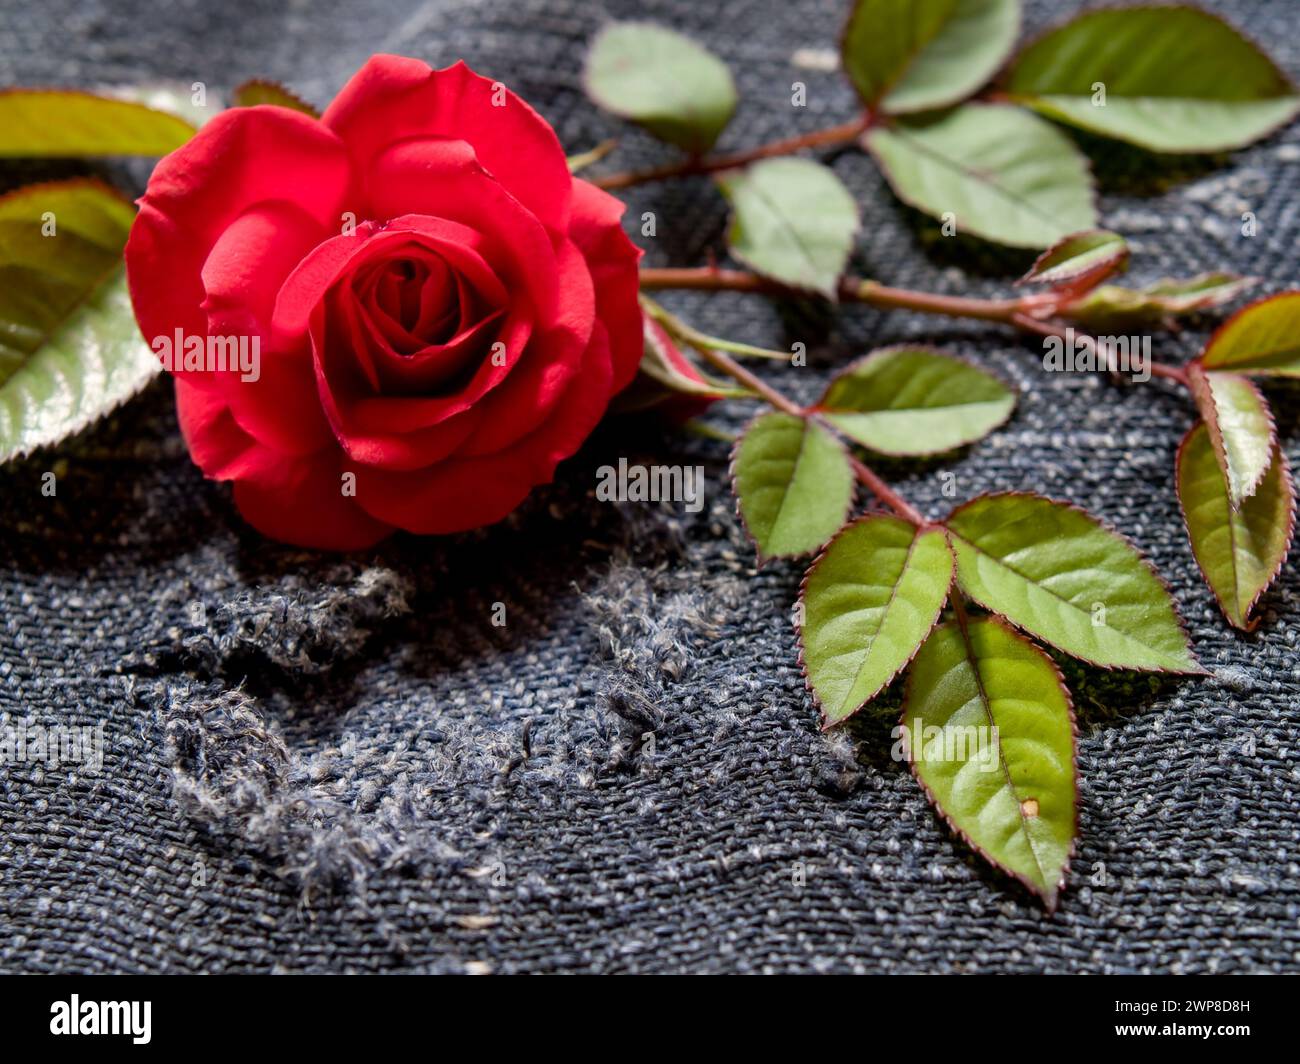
[1199,288,1300,374]
[728,410,856,566]
[1186,363,1277,509]
[231,79,321,118]
[1175,423,1297,631]
[902,612,1079,911]
[1016,228,1129,288]
[813,343,1017,456]
[999,3,1300,152]
[944,489,1205,675]
[794,515,955,730]
[838,0,1024,115]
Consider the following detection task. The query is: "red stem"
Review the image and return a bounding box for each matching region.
[640,267,1194,386]
[683,340,924,525]
[591,117,871,191]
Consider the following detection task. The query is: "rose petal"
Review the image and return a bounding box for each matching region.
[322,56,571,233]
[568,179,644,394]
[126,105,353,365]
[352,322,614,533]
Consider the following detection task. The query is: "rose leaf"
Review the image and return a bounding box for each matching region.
[864,103,1097,249]
[1199,291,1300,377]
[841,0,1021,114]
[904,615,1077,910]
[816,346,1015,456]
[583,22,737,155]
[944,492,1201,672]
[0,90,196,156]
[0,181,160,462]
[231,79,321,118]
[800,515,953,727]
[1018,229,1128,289]
[1187,365,1275,509]
[1002,6,1300,153]
[716,157,859,299]
[1177,423,1295,631]
[732,411,854,561]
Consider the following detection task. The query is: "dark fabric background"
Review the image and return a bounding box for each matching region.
[2,0,1299,974]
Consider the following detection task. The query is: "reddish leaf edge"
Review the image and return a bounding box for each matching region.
[901,612,1079,913]
[728,410,857,568]
[794,515,955,731]
[1175,423,1297,631]
[943,490,1207,675]
[812,343,1018,457]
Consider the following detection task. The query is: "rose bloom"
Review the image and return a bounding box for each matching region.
[126,55,643,549]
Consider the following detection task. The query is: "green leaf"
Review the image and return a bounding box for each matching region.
[0,89,196,156]
[1187,366,1275,508]
[98,82,219,128]
[816,346,1014,455]
[903,615,1077,909]
[611,315,743,414]
[0,181,159,461]
[945,492,1200,672]
[584,22,737,155]
[1177,423,1295,631]
[1019,229,1128,288]
[1003,6,1300,153]
[732,412,854,561]
[801,516,953,726]
[865,103,1097,249]
[1199,291,1300,377]
[231,79,320,118]
[1062,273,1255,330]
[841,0,1020,114]
[717,158,859,299]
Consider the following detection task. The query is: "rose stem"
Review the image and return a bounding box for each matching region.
[1010,313,1192,387]
[590,117,872,191]
[660,315,927,526]
[640,267,1194,386]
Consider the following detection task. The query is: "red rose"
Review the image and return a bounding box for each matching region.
[126,55,643,549]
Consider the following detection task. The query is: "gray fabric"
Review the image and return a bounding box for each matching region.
[2,0,1299,974]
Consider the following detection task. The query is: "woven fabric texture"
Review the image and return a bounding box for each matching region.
[2,0,1299,974]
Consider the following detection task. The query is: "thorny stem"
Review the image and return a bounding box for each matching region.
[590,116,872,190]
[640,267,1196,388]
[651,301,926,526]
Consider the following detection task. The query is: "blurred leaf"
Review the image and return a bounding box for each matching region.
[717,158,859,298]
[1019,229,1128,289]
[0,89,196,156]
[800,515,953,726]
[945,492,1200,672]
[99,82,218,128]
[231,79,320,118]
[817,346,1014,455]
[1177,423,1294,630]
[566,139,618,174]
[1003,6,1300,152]
[842,0,1020,114]
[0,181,159,461]
[732,412,854,561]
[904,616,1077,910]
[584,22,737,154]
[1199,291,1300,377]
[865,104,1097,249]
[1062,273,1254,329]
